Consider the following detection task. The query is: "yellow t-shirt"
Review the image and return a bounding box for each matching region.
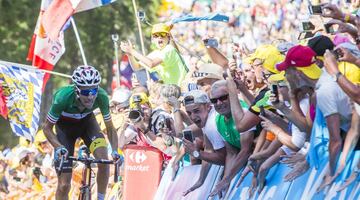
[338,62,360,84]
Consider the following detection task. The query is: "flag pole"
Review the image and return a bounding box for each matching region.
[0,60,71,78]
[131,0,150,81]
[70,17,88,66]
[111,34,121,88]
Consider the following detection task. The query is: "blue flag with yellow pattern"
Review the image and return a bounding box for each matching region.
[0,61,44,142]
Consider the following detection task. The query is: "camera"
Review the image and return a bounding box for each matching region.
[298,31,315,40]
[128,109,143,123]
[301,21,315,31]
[204,38,219,48]
[308,5,323,15]
[332,48,344,60]
[157,116,171,130]
[271,84,279,103]
[182,129,193,142]
[33,167,42,179]
[132,95,142,103]
[324,23,337,34]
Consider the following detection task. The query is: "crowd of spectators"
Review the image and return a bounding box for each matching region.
[1,0,360,199]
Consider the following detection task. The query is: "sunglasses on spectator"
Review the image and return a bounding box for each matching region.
[262,71,274,80]
[77,87,98,96]
[152,32,168,38]
[210,94,229,104]
[252,59,264,68]
[20,156,30,165]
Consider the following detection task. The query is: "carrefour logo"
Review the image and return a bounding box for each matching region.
[129,151,147,164]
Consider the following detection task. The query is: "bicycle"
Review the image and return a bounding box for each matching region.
[56,145,122,200]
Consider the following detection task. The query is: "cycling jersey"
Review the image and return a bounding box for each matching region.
[47,85,111,123]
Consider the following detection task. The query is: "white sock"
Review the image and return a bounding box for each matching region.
[98,193,105,200]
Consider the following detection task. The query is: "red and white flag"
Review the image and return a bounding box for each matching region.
[42,0,117,40]
[0,86,7,119]
[41,0,82,40]
[27,0,66,87]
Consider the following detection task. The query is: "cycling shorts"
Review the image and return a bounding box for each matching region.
[54,113,107,173]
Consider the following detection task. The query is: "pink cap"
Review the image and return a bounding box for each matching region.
[276,45,316,71]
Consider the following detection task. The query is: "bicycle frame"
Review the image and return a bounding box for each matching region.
[57,145,121,200]
[78,162,92,200]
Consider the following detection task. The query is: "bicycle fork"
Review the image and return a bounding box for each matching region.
[79,165,92,200]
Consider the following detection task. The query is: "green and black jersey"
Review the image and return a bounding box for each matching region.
[47,85,111,123]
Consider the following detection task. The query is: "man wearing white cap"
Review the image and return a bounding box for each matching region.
[178,89,226,196]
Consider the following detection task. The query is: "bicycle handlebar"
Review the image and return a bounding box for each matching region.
[67,156,114,164]
[55,146,123,183]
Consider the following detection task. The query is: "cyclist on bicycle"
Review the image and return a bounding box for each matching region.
[43,65,119,200]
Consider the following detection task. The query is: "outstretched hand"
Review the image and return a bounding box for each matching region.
[120,40,134,54]
[209,179,231,198]
[183,181,203,196]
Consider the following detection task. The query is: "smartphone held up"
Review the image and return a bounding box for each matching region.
[183,129,193,143]
[308,5,323,15]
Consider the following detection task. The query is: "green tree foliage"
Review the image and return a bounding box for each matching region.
[0,0,160,147]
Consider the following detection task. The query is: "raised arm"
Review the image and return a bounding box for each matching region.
[120,40,162,70]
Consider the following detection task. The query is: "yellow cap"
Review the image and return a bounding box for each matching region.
[129,92,150,109]
[19,137,31,148]
[249,45,285,74]
[151,23,172,35]
[35,130,47,143]
[295,63,322,80]
[268,71,286,83]
[34,130,47,153]
[242,57,253,64]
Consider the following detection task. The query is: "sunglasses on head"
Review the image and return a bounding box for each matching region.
[152,32,168,38]
[78,87,98,96]
[183,96,195,106]
[210,94,229,104]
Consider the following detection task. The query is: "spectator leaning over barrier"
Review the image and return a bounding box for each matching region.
[321,46,360,190]
[276,45,353,188]
[120,23,188,86]
[208,79,255,198]
[256,77,310,194]
[180,90,226,196]
[228,44,284,133]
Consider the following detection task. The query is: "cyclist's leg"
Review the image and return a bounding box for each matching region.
[81,114,109,198]
[54,121,78,200]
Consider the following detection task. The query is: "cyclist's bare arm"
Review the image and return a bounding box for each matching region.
[104,120,119,151]
[43,119,63,148]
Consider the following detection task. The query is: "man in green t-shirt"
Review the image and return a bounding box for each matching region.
[43,65,120,200]
[208,80,255,198]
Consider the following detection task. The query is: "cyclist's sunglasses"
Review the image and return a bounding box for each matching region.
[210,94,229,104]
[152,32,168,38]
[78,87,98,96]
